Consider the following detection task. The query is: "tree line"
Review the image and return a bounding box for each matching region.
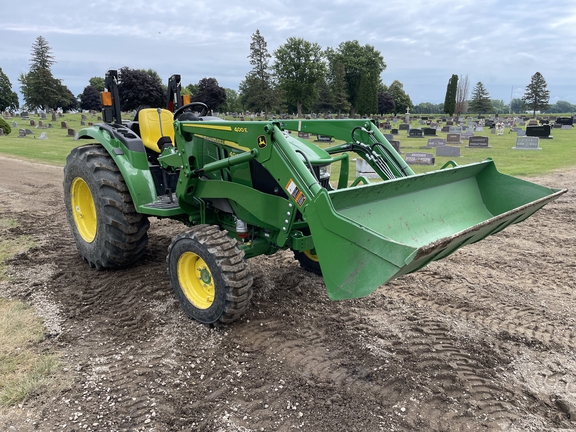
[1,35,574,117]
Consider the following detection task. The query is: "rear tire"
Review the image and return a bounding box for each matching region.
[294,249,322,276]
[167,225,253,324]
[63,144,149,269]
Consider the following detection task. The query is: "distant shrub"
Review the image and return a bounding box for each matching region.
[0,118,11,135]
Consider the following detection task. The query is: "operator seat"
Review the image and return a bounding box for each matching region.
[138,108,175,153]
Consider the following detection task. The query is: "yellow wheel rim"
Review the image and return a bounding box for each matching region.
[178,252,215,309]
[304,249,319,262]
[71,177,97,243]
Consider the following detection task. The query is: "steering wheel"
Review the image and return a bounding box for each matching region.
[173,102,209,120]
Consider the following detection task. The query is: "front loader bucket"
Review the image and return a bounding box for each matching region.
[304,159,566,300]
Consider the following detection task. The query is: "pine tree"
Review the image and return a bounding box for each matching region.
[443,74,458,116]
[469,82,492,114]
[239,30,277,116]
[522,72,550,117]
[18,36,64,109]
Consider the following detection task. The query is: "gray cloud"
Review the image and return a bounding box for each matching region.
[1,0,575,105]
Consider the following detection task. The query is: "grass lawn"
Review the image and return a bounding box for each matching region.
[0,112,574,179]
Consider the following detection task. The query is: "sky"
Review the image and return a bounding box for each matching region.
[1,0,575,108]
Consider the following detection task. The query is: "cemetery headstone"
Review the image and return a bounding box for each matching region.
[389,140,400,153]
[516,129,526,136]
[48,123,53,128]
[67,128,76,137]
[80,120,86,126]
[40,112,46,120]
[436,146,460,157]
[475,126,484,132]
[38,132,48,140]
[513,136,541,150]
[315,135,333,142]
[30,119,36,126]
[561,125,572,130]
[441,125,450,133]
[52,113,57,122]
[526,125,552,139]
[298,132,310,138]
[61,121,68,129]
[21,111,29,119]
[25,128,33,135]
[18,129,26,138]
[88,122,94,126]
[405,152,435,165]
[423,128,437,136]
[467,136,490,148]
[426,138,446,147]
[446,133,461,144]
[408,129,424,138]
[449,126,462,133]
[390,128,399,135]
[355,159,379,179]
[12,122,17,127]
[399,123,410,131]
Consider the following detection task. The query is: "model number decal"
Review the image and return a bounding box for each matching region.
[234,127,248,133]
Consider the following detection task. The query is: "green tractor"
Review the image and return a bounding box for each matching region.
[63,70,565,324]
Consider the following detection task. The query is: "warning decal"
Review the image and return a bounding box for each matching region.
[285,179,307,207]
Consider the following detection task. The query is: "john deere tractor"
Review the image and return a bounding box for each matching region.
[63,70,566,324]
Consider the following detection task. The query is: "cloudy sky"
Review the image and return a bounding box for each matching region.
[1,0,575,107]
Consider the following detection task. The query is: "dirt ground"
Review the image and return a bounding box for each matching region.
[0,154,574,432]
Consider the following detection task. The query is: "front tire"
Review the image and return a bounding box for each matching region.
[63,144,149,269]
[294,249,322,276]
[167,225,253,324]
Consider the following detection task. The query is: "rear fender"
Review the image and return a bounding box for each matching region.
[76,126,158,211]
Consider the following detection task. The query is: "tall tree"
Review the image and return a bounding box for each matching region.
[88,76,105,92]
[18,36,63,109]
[221,88,242,113]
[272,37,325,118]
[522,72,550,117]
[0,67,19,111]
[117,67,165,111]
[388,80,413,115]
[313,78,333,115]
[469,82,492,114]
[239,30,277,116]
[377,91,395,115]
[443,74,458,116]
[326,41,386,116]
[356,71,378,116]
[510,98,524,114]
[80,85,102,111]
[191,77,226,112]
[455,74,469,116]
[330,62,350,117]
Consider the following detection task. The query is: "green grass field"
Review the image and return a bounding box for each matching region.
[0,112,574,178]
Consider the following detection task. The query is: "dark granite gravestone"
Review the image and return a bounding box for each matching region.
[423,128,437,136]
[399,123,410,131]
[29,119,35,126]
[408,129,424,138]
[441,126,450,133]
[21,111,29,119]
[426,138,446,147]
[25,128,33,135]
[389,140,400,152]
[526,125,552,139]
[61,121,68,129]
[513,136,541,150]
[405,152,434,165]
[67,128,76,137]
[467,136,490,148]
[298,132,310,138]
[51,112,57,122]
[446,133,461,144]
[436,146,460,157]
[556,117,573,126]
[391,128,399,135]
[315,135,333,142]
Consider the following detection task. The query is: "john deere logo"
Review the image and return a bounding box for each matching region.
[257,135,267,149]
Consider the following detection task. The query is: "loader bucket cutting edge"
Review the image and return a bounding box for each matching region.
[304,159,566,301]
